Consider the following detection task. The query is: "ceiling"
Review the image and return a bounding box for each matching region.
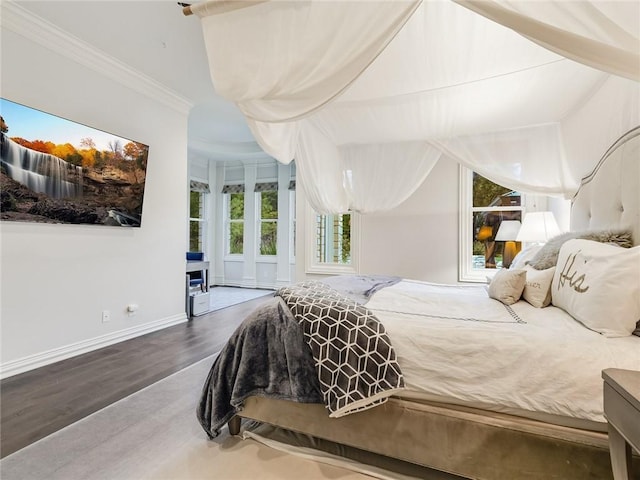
[14,1,267,163]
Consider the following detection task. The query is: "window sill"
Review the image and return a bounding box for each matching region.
[256,256,277,264]
[306,263,357,275]
[459,269,500,283]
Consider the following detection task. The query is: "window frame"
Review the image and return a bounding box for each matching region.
[305,204,360,275]
[458,166,525,282]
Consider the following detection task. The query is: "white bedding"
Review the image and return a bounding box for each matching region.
[365,280,640,427]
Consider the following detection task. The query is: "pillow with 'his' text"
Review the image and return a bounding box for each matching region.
[551,239,640,337]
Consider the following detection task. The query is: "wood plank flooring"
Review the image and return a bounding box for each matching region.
[0,295,274,459]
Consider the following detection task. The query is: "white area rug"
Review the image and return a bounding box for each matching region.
[0,355,427,480]
[209,287,274,312]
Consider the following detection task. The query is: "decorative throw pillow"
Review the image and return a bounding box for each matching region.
[488,268,526,305]
[551,239,640,337]
[522,265,555,308]
[511,244,542,270]
[527,229,633,270]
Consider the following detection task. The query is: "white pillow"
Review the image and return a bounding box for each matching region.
[522,265,555,308]
[551,239,640,337]
[511,244,542,270]
[488,268,526,305]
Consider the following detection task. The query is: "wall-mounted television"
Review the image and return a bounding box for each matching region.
[0,98,149,227]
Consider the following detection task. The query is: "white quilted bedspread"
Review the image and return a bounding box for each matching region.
[366,280,640,425]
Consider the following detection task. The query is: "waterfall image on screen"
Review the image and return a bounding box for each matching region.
[0,98,149,227]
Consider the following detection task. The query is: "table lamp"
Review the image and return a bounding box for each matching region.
[495,220,521,268]
[516,211,560,244]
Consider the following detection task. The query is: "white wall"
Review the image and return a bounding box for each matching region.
[359,158,460,284]
[0,25,189,376]
[296,158,460,284]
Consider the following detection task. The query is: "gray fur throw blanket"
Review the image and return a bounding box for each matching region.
[527,229,633,270]
[196,297,323,439]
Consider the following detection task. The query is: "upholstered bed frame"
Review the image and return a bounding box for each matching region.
[571,126,640,247]
[228,127,640,480]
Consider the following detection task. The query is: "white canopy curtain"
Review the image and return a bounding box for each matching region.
[456,0,640,82]
[191,0,421,122]
[189,0,640,214]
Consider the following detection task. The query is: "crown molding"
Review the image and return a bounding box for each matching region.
[1,1,193,115]
[188,136,270,160]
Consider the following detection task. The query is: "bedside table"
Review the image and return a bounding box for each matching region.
[602,368,640,480]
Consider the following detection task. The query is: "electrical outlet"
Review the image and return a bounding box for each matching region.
[102,310,110,323]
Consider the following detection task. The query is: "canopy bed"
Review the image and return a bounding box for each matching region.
[197,127,640,480]
[185,2,640,478]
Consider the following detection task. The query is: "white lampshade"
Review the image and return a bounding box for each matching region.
[516,212,560,243]
[494,220,521,241]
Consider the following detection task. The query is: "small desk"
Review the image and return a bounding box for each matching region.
[186,260,210,317]
[602,368,640,480]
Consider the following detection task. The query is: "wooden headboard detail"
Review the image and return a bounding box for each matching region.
[571,126,640,246]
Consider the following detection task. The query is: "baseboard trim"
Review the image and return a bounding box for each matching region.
[0,313,188,379]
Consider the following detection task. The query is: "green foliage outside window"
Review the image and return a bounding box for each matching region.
[260,191,278,255]
[340,214,351,264]
[261,191,278,219]
[189,191,203,252]
[230,223,243,254]
[229,193,244,254]
[189,190,201,218]
[189,221,201,251]
[260,222,277,255]
[230,193,244,219]
[189,221,200,251]
[473,173,512,207]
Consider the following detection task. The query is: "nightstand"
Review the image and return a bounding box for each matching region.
[602,368,640,480]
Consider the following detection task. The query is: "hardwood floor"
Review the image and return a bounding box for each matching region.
[0,295,274,459]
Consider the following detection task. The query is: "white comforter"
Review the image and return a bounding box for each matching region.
[366,280,640,426]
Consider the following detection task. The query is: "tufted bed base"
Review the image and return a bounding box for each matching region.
[232,396,640,480]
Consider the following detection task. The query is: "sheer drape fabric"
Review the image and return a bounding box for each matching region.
[455,0,640,81]
[194,0,420,123]
[191,0,640,213]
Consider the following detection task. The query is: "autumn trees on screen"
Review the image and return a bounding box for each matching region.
[8,133,148,182]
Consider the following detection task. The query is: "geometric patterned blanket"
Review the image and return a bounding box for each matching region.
[276,281,405,417]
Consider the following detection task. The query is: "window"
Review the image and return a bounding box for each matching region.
[189,181,209,252]
[258,190,278,256]
[459,167,524,282]
[316,213,351,264]
[226,192,244,255]
[306,206,359,274]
